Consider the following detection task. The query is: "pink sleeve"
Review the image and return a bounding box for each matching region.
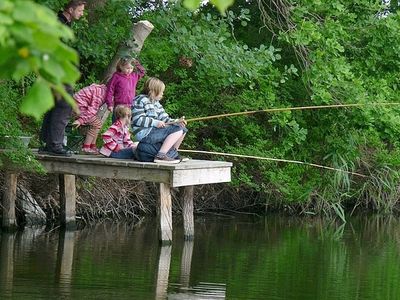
[102,124,119,151]
[105,74,117,108]
[134,61,146,79]
[75,85,106,124]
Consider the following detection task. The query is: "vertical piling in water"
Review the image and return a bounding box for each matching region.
[159,183,172,243]
[59,174,76,230]
[2,171,18,230]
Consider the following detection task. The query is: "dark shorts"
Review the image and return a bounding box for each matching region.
[141,124,188,144]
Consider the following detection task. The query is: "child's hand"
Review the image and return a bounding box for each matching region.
[157,121,166,128]
[72,120,81,128]
[108,106,113,112]
[177,116,187,126]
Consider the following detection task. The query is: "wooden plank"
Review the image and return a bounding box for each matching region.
[40,160,171,183]
[182,186,194,239]
[2,172,17,229]
[172,167,231,187]
[59,174,76,229]
[159,183,172,242]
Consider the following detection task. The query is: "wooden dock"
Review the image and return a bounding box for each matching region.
[2,151,232,242]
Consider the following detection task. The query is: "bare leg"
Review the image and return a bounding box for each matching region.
[173,133,186,150]
[159,131,183,154]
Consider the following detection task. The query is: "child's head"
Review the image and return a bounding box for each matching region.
[116,56,134,75]
[114,105,131,125]
[143,77,165,101]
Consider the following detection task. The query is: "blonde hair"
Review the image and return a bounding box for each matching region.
[142,77,165,101]
[114,105,131,120]
[116,56,132,72]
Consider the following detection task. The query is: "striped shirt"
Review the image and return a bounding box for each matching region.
[100,119,134,157]
[131,95,176,141]
[73,84,106,124]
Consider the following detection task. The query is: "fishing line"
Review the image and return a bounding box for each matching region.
[179,149,367,178]
[184,102,400,123]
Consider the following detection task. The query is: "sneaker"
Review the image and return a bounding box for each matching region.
[154,154,180,164]
[177,155,190,162]
[47,147,72,157]
[38,145,49,154]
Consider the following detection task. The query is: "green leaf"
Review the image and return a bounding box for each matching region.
[41,58,66,84]
[12,59,31,80]
[0,12,13,25]
[53,43,78,64]
[13,1,43,24]
[20,78,54,120]
[210,0,234,13]
[53,84,77,109]
[58,60,80,83]
[183,0,201,11]
[0,0,13,12]
[32,30,58,52]
[9,23,33,44]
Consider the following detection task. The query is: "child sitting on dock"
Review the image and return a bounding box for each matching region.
[100,105,138,159]
[131,77,187,164]
[72,83,107,154]
[105,56,145,123]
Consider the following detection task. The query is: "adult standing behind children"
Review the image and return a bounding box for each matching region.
[105,56,146,122]
[40,0,86,156]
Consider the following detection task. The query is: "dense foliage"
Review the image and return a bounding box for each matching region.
[2,0,400,214]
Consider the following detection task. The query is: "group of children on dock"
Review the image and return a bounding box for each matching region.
[71,56,187,164]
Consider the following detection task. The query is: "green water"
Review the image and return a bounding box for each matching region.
[1,215,400,299]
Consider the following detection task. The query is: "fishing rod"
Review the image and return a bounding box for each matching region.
[183,102,400,123]
[179,149,367,178]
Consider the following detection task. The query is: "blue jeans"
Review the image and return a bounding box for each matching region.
[135,142,178,162]
[110,147,135,159]
[141,124,188,144]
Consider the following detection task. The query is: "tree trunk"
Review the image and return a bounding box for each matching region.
[102,20,154,82]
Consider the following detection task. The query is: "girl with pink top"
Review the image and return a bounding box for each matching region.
[105,56,145,121]
[100,105,138,159]
[72,83,107,154]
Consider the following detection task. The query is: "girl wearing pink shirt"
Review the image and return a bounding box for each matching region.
[100,105,138,159]
[72,83,107,154]
[105,56,145,122]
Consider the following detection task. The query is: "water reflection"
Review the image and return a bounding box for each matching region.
[0,216,400,299]
[55,230,75,299]
[0,232,15,298]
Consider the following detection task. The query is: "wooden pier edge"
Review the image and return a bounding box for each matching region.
[1,153,232,242]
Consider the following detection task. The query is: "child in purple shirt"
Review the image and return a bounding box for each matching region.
[105,56,145,121]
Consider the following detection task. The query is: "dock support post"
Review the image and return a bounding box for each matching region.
[182,186,194,240]
[2,172,18,230]
[159,183,172,243]
[59,174,76,230]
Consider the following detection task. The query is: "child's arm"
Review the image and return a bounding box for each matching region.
[155,102,177,124]
[105,74,117,111]
[133,59,146,79]
[102,124,122,152]
[123,129,134,148]
[131,97,162,128]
